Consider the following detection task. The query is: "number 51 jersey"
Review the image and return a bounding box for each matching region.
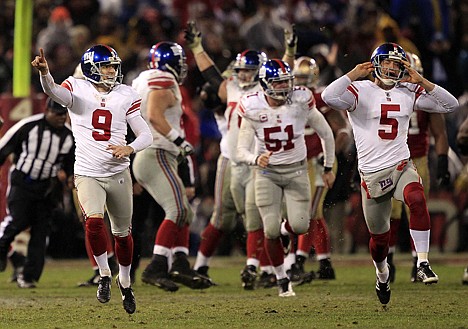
[238,87,316,165]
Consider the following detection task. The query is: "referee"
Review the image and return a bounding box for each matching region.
[0,98,74,288]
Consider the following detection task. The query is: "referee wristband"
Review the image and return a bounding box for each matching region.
[324,166,332,173]
[166,128,184,146]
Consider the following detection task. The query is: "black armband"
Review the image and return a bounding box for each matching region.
[173,136,184,146]
[201,66,224,92]
[178,159,192,187]
[324,166,333,173]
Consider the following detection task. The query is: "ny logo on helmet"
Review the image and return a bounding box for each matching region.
[82,51,95,64]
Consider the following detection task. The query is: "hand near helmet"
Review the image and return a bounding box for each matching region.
[184,21,204,55]
[346,62,374,81]
[400,60,424,84]
[284,24,297,58]
[31,48,49,75]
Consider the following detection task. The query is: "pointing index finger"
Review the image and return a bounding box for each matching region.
[39,48,44,58]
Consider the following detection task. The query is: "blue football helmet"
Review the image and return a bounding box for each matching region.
[80,45,123,88]
[233,50,268,89]
[148,42,188,84]
[370,42,407,85]
[259,59,294,101]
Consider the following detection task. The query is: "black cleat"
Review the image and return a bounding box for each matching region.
[240,265,257,290]
[195,266,217,286]
[375,277,391,305]
[96,276,111,303]
[9,251,25,283]
[17,274,36,289]
[416,262,438,284]
[288,263,314,285]
[277,277,295,297]
[317,258,336,280]
[141,269,179,292]
[170,253,212,289]
[257,272,277,289]
[116,275,136,314]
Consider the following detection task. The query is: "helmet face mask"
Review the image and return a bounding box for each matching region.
[233,50,267,89]
[148,42,188,84]
[81,45,123,88]
[292,56,320,88]
[371,43,407,86]
[259,59,294,101]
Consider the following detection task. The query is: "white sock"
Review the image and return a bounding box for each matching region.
[118,264,131,288]
[94,252,111,277]
[193,251,210,271]
[373,259,389,283]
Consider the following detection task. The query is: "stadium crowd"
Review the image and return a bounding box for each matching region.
[0,0,467,308]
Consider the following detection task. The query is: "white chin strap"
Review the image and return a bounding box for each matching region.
[379,77,397,86]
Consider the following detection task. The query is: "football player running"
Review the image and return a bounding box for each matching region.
[132,42,212,292]
[386,52,450,283]
[237,59,335,297]
[184,21,298,289]
[32,45,153,314]
[322,42,458,305]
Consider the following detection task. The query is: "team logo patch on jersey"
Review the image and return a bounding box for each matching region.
[379,178,393,191]
[259,114,268,122]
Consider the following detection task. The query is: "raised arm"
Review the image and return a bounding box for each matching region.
[31,48,73,107]
[184,21,226,102]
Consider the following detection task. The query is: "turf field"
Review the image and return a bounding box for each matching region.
[0,253,467,329]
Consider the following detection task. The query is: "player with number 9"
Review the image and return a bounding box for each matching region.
[31,44,153,314]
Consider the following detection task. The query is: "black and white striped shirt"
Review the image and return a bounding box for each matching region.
[0,114,74,180]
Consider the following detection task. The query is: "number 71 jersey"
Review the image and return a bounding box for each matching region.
[62,76,141,177]
[238,87,316,165]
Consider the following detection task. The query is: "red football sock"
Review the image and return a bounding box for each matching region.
[264,237,284,267]
[199,223,224,257]
[312,218,330,255]
[114,234,133,266]
[246,229,264,259]
[369,231,390,263]
[85,217,107,256]
[155,219,179,248]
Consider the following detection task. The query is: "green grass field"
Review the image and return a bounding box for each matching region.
[0,253,467,329]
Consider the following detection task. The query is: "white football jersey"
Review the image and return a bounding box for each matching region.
[62,77,141,177]
[344,80,422,172]
[132,69,184,156]
[238,87,316,165]
[224,78,262,164]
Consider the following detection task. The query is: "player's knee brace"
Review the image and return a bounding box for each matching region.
[403,182,430,230]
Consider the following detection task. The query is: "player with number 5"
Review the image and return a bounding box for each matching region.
[321,42,459,306]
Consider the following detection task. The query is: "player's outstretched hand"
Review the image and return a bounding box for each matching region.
[284,24,297,58]
[31,48,49,75]
[184,21,203,54]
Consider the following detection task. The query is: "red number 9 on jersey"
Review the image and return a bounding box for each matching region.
[92,109,112,141]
